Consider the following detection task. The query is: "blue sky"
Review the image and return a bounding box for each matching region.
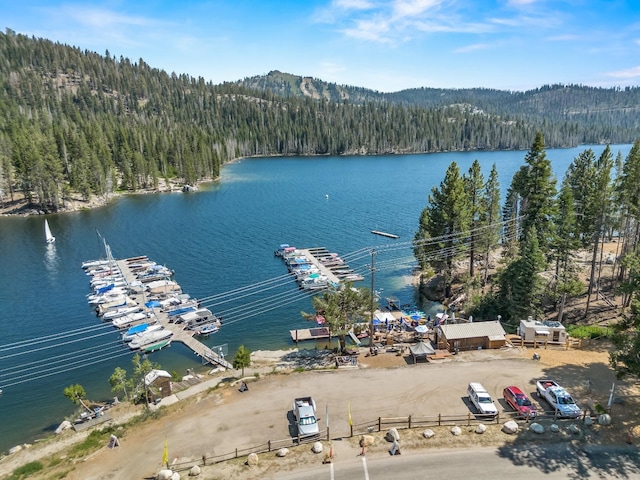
[2,0,639,92]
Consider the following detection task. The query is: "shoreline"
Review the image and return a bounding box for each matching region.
[2,341,635,480]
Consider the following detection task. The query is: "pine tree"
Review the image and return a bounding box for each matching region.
[552,180,582,322]
[464,159,484,278]
[414,161,471,297]
[479,163,501,286]
[516,132,557,254]
[497,226,545,325]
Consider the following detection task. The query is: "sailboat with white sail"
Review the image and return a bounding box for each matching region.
[44,219,55,244]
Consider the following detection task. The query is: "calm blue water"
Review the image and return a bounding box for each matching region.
[0,144,631,453]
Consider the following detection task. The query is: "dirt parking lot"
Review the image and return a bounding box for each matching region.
[2,341,638,480]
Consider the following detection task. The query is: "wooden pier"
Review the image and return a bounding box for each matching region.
[290,327,331,342]
[117,259,233,369]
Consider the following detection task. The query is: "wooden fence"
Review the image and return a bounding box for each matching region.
[165,408,594,473]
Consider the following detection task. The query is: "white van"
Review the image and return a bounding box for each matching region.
[467,382,498,416]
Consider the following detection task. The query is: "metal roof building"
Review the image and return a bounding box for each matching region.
[435,320,506,352]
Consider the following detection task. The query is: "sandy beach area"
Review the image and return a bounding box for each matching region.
[1,341,637,480]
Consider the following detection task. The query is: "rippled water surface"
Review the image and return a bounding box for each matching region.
[0,145,631,452]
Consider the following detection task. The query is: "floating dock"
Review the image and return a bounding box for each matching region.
[290,327,331,342]
[371,230,399,239]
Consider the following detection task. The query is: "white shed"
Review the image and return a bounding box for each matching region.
[517,319,567,344]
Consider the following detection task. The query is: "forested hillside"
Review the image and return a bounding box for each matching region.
[239,71,640,146]
[0,29,638,212]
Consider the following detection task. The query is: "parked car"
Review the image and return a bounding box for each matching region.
[503,385,536,419]
[467,382,498,417]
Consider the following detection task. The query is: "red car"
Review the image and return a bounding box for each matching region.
[503,386,537,418]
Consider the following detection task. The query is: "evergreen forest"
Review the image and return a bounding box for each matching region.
[2,29,640,212]
[413,134,640,378]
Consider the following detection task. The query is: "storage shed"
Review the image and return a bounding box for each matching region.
[144,369,172,399]
[517,319,567,344]
[435,320,506,352]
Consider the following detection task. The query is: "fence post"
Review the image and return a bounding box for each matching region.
[408,415,412,429]
[202,454,206,466]
[350,424,353,437]
[378,417,381,432]
[496,412,500,424]
[467,412,471,426]
[235,448,238,459]
[327,426,330,442]
[438,413,441,426]
[268,440,271,452]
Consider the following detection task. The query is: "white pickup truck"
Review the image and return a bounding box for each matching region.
[535,379,581,418]
[293,397,319,437]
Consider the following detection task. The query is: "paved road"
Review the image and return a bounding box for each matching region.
[275,444,640,480]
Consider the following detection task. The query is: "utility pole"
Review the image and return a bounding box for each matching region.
[369,250,376,349]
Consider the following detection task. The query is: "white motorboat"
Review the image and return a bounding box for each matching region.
[111,311,151,328]
[129,329,173,350]
[122,324,163,342]
[102,306,141,321]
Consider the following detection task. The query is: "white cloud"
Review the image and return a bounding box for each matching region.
[607,66,640,79]
[333,0,375,9]
[454,42,491,53]
[392,0,443,18]
[62,6,161,29]
[506,0,538,6]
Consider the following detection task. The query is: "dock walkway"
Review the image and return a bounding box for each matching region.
[117,259,233,370]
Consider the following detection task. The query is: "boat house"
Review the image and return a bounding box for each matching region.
[517,318,567,345]
[435,320,506,352]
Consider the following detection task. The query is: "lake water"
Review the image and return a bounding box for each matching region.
[0,144,631,453]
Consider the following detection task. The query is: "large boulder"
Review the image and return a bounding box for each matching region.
[502,421,518,434]
[157,470,173,480]
[276,448,289,457]
[569,424,581,434]
[189,465,201,476]
[247,453,259,466]
[171,473,180,480]
[385,428,400,442]
[475,423,487,434]
[529,423,544,434]
[8,445,23,455]
[312,441,323,454]
[598,414,612,426]
[55,421,72,434]
[360,435,375,447]
[422,429,435,439]
[584,416,593,426]
[451,426,462,436]
[549,424,560,433]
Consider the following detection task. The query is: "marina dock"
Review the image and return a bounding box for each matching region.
[116,259,232,369]
[275,245,364,289]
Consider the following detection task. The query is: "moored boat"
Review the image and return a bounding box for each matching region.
[140,337,172,353]
[102,305,141,321]
[111,311,151,328]
[129,329,173,350]
[122,323,163,342]
[193,323,220,336]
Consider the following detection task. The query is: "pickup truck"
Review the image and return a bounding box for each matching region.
[535,380,581,418]
[292,397,319,437]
